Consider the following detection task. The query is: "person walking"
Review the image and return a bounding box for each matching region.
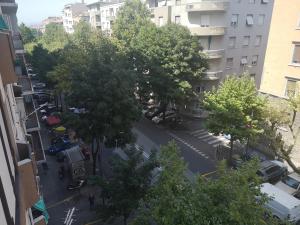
[88,194,95,210]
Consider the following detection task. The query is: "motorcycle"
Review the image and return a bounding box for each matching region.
[67,179,86,190]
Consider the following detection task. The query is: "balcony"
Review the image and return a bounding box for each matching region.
[203,49,224,59]
[189,26,225,36]
[106,15,115,21]
[12,35,24,54]
[24,98,39,131]
[202,71,222,80]
[186,1,229,12]
[95,21,101,27]
[0,2,18,14]
[28,130,45,162]
[18,76,34,95]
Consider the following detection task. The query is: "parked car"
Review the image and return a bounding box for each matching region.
[33,82,46,90]
[152,111,176,124]
[67,179,86,190]
[257,160,288,183]
[275,172,300,196]
[47,137,74,155]
[261,183,300,224]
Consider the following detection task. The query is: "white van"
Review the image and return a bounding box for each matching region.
[261,183,300,224]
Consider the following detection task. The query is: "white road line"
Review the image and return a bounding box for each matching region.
[167,132,210,159]
[190,129,205,135]
[202,136,217,142]
[197,134,212,139]
[213,143,220,148]
[193,131,208,137]
[208,139,223,145]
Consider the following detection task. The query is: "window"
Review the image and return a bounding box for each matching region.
[226,58,234,69]
[255,35,262,46]
[175,16,181,24]
[252,55,258,66]
[196,86,205,93]
[243,36,250,46]
[261,0,268,4]
[286,80,298,97]
[250,73,256,80]
[96,15,100,22]
[200,15,210,27]
[229,36,236,48]
[266,166,280,175]
[249,0,255,3]
[246,14,254,26]
[159,17,164,27]
[292,44,300,64]
[240,56,248,65]
[258,14,265,25]
[231,14,239,26]
[175,0,181,5]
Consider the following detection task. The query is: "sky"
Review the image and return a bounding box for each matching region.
[16,0,95,25]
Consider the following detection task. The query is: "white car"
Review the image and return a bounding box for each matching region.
[275,172,300,196]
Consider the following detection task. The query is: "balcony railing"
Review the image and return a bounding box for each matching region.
[203,49,225,59]
[186,1,229,12]
[24,99,39,131]
[106,15,115,21]
[202,71,222,80]
[189,26,225,36]
[18,76,34,95]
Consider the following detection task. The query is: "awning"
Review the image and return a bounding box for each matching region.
[46,115,61,126]
[33,197,49,224]
[0,16,8,30]
[54,126,66,132]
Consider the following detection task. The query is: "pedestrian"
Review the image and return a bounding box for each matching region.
[88,194,95,210]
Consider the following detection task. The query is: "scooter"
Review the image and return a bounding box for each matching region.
[67,179,86,190]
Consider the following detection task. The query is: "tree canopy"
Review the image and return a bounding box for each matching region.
[133,141,284,225]
[19,23,36,44]
[203,75,266,160]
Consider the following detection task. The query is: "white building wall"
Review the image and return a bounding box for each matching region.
[100,2,124,34]
[63,7,74,33]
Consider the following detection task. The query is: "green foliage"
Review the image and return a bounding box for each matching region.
[19,23,36,44]
[112,0,151,47]
[133,142,285,225]
[26,44,59,84]
[98,146,158,225]
[40,23,68,51]
[203,75,266,158]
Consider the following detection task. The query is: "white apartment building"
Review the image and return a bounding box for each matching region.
[149,0,274,115]
[62,2,89,33]
[88,0,124,34]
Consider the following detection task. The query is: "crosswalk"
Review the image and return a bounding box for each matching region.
[189,129,229,148]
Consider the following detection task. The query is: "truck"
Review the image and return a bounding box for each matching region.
[65,145,86,180]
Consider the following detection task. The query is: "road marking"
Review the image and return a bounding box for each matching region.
[202,136,216,142]
[85,219,103,225]
[197,134,212,139]
[202,170,217,177]
[47,194,80,209]
[167,132,210,159]
[207,139,222,145]
[193,131,208,137]
[190,129,205,135]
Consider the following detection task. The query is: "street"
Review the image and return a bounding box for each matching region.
[133,117,216,175]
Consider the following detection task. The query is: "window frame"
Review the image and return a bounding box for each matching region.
[258,14,265,26]
[246,14,254,26]
[285,79,298,97]
[255,35,262,46]
[241,56,248,65]
[252,55,258,66]
[243,36,250,47]
[228,36,236,49]
[291,43,300,65]
[226,57,234,69]
[175,15,181,24]
[231,14,239,26]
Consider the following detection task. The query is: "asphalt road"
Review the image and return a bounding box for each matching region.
[133,118,216,176]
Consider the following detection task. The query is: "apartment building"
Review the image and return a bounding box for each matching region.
[259,0,300,98]
[148,0,273,115]
[88,0,124,34]
[62,2,89,33]
[0,16,48,225]
[40,17,63,33]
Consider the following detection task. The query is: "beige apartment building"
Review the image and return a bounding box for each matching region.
[259,0,300,98]
[0,1,48,224]
[148,0,274,115]
[40,17,63,33]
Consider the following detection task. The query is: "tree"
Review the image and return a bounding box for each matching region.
[27,44,59,84]
[98,146,158,225]
[50,35,141,175]
[112,0,151,48]
[133,142,285,225]
[203,75,266,162]
[263,96,300,173]
[19,23,35,44]
[40,23,68,51]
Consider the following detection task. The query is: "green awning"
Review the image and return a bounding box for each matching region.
[33,197,49,224]
[0,16,8,30]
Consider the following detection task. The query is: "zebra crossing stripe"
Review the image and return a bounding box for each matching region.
[190,129,205,135]
[197,134,212,139]
[202,136,217,142]
[208,139,223,145]
[193,131,208,137]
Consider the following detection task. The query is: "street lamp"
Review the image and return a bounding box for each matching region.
[21,102,48,122]
[115,131,124,149]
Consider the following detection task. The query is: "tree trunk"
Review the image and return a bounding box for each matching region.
[92,138,100,175]
[229,139,234,164]
[123,214,128,225]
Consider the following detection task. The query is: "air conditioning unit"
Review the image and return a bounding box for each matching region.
[231,21,237,26]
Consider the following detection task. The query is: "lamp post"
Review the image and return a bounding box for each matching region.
[21,102,48,122]
[115,131,124,149]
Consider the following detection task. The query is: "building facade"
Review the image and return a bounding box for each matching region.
[87,0,123,35]
[40,17,63,33]
[148,0,273,115]
[0,1,48,224]
[62,2,89,33]
[259,0,300,98]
